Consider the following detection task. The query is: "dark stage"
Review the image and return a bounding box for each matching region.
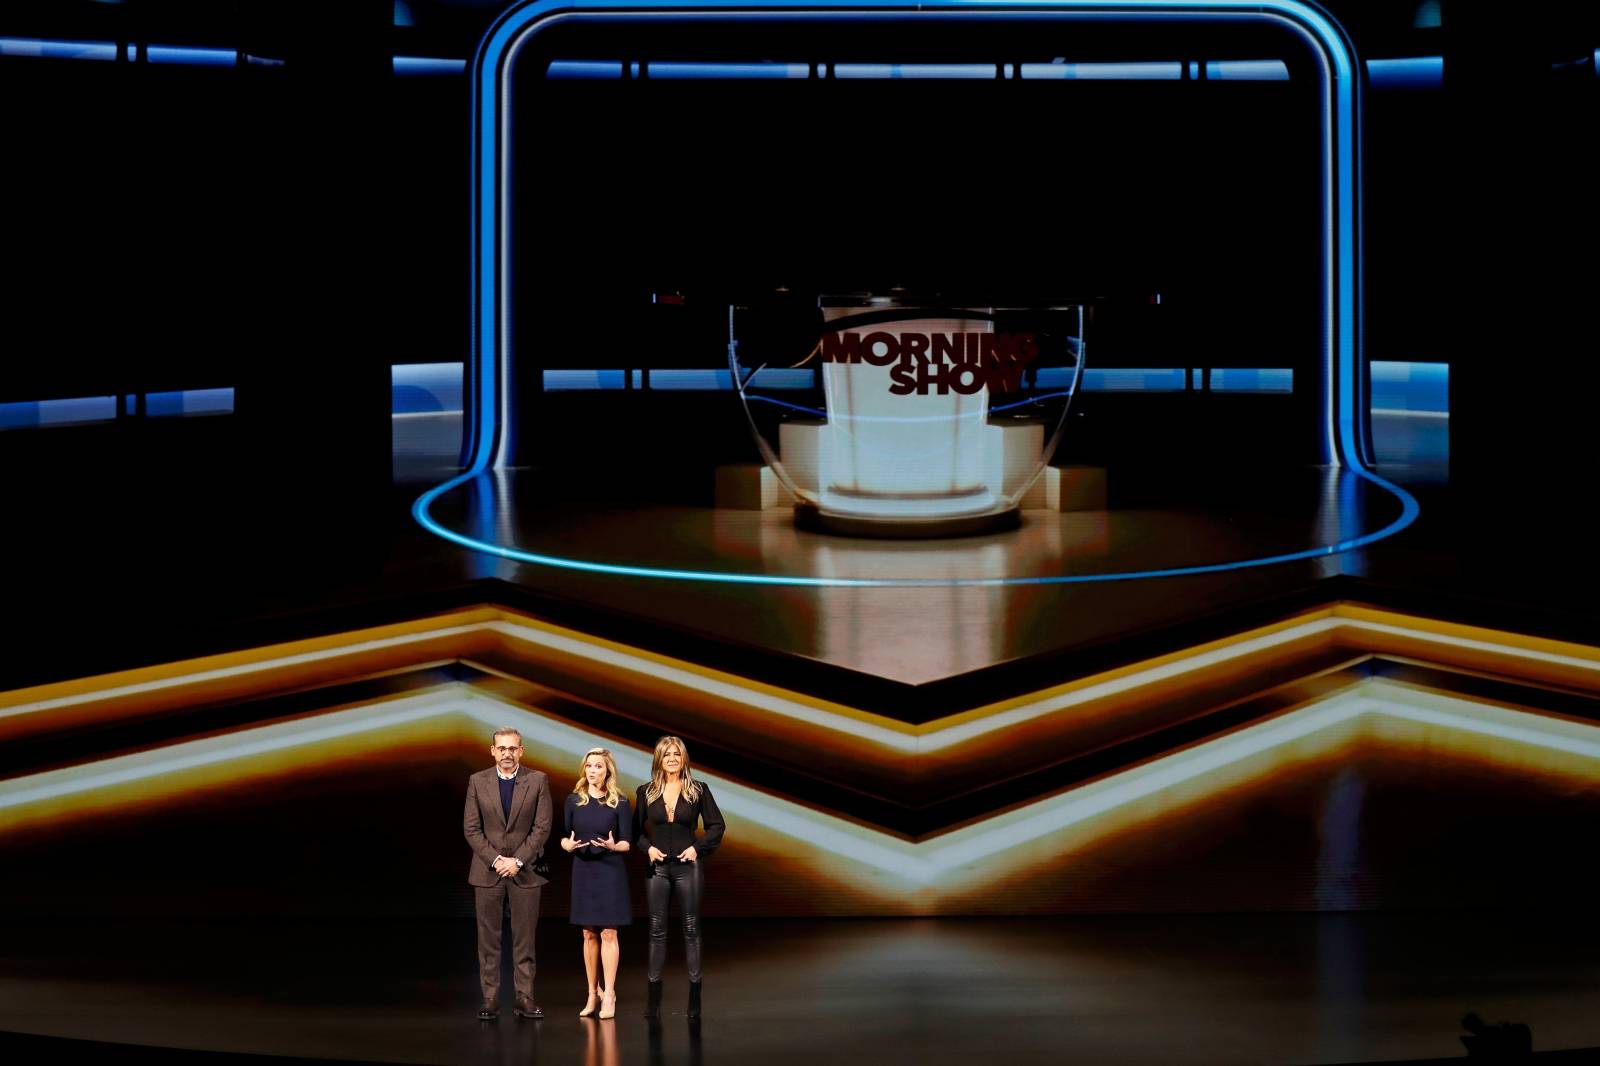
[7,915,1600,1065]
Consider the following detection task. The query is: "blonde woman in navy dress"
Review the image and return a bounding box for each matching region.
[559,747,631,1019]
[633,735,724,1020]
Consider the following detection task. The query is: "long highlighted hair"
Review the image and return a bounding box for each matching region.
[572,747,622,807]
[645,735,702,805]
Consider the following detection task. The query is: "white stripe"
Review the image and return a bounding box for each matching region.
[0,692,455,809]
[7,684,1600,893]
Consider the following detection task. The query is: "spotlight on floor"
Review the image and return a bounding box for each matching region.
[1460,1011,1532,1059]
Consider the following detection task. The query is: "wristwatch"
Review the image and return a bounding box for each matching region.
[515,858,524,869]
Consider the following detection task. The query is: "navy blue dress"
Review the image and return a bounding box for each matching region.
[565,793,633,928]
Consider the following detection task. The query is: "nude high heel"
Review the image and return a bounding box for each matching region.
[598,988,617,1020]
[579,985,601,1017]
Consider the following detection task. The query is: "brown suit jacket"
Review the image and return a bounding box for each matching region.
[463,765,552,889]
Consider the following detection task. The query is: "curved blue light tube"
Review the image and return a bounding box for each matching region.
[414,0,1420,588]
[411,466,1418,587]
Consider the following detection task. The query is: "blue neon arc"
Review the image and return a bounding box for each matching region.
[411,0,1419,588]
[411,468,1418,587]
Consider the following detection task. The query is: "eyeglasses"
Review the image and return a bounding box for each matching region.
[493,745,522,754]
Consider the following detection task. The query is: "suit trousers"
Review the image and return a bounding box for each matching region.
[474,882,542,1000]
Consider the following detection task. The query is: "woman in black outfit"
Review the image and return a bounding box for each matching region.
[633,735,725,1020]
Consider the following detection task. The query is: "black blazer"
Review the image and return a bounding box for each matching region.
[633,781,725,860]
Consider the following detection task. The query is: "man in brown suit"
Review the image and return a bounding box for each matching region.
[464,726,553,1020]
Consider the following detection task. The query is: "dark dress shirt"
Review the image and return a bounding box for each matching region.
[633,781,725,860]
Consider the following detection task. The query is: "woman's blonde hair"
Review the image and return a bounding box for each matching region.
[572,747,622,807]
[645,735,702,805]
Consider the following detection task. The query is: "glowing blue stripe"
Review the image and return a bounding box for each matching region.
[1366,56,1442,90]
[1329,11,1358,468]
[835,63,997,78]
[543,369,628,390]
[545,59,623,78]
[1082,367,1186,391]
[1204,59,1289,80]
[145,388,235,417]
[1,396,118,430]
[146,46,238,66]
[646,369,734,390]
[652,368,815,389]
[1209,368,1293,393]
[742,368,814,389]
[394,55,467,75]
[1020,61,1182,80]
[0,37,117,61]
[649,61,810,79]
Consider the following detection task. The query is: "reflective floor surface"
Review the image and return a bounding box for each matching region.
[3,914,1599,1065]
[4,430,1595,715]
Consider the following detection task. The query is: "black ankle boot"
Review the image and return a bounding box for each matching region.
[686,980,702,1020]
[644,979,662,1019]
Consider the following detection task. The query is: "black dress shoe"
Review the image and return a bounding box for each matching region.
[514,995,544,1019]
[477,999,498,1021]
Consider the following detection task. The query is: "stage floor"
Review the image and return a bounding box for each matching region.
[6,452,1596,714]
[3,914,1599,1065]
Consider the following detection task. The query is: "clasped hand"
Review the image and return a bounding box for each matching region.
[560,829,626,853]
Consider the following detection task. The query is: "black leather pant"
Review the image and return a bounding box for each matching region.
[646,860,703,982]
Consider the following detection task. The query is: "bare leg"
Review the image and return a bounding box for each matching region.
[581,928,601,1015]
[600,927,621,995]
[599,927,620,1018]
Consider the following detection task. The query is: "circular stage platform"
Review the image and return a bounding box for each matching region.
[415,466,1416,588]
